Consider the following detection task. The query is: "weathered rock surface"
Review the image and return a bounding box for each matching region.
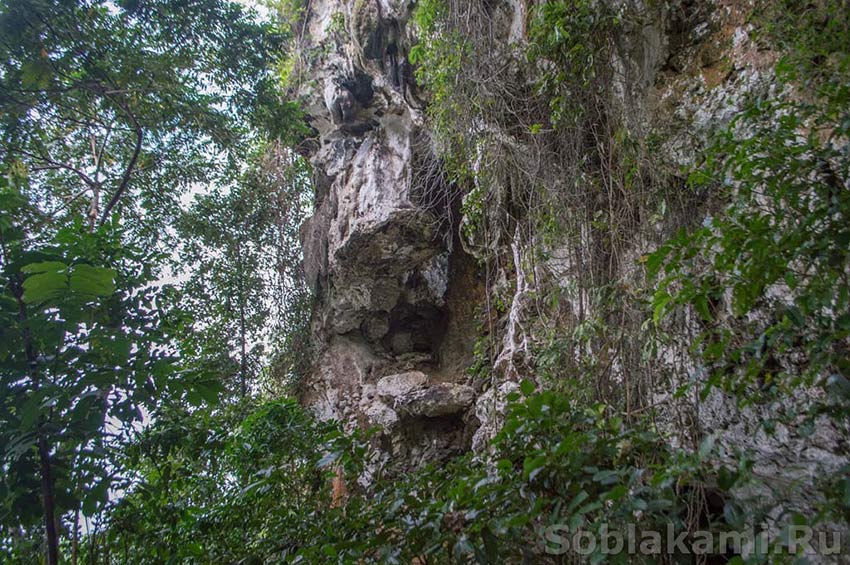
[296,0,483,467]
[295,1,850,526]
[471,381,520,453]
[376,371,427,400]
[394,383,475,418]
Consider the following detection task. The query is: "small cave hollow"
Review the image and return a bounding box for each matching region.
[380,303,447,357]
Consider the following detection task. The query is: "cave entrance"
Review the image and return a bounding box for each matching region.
[380,303,447,357]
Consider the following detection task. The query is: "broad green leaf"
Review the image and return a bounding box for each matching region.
[21,261,68,303]
[18,394,42,431]
[193,380,223,405]
[592,469,619,485]
[644,245,670,279]
[652,290,671,324]
[21,261,68,275]
[523,454,548,480]
[83,477,110,516]
[69,264,116,297]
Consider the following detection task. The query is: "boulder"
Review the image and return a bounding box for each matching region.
[376,371,428,400]
[395,383,475,418]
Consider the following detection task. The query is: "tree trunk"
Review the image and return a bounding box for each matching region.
[11,276,60,565]
[239,297,247,398]
[38,435,59,565]
[72,502,80,565]
[236,244,248,398]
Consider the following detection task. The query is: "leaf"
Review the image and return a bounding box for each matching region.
[592,469,619,485]
[18,394,42,430]
[321,544,337,557]
[575,500,602,517]
[603,485,628,501]
[523,455,548,481]
[652,290,671,324]
[20,59,53,89]
[5,431,37,461]
[723,500,745,529]
[784,305,805,328]
[693,293,711,321]
[717,467,738,491]
[83,477,111,516]
[519,379,536,396]
[317,451,340,469]
[481,525,499,563]
[21,261,68,275]
[69,264,116,297]
[565,490,589,514]
[21,262,69,303]
[104,335,132,364]
[193,379,223,405]
[644,245,670,279]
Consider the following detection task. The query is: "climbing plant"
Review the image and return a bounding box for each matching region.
[649,1,850,413]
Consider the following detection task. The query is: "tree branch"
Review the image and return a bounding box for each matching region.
[99,122,142,226]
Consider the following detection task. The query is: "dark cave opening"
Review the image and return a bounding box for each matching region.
[380,302,447,357]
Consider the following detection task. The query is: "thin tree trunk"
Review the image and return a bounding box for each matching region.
[239,297,247,398]
[10,273,59,565]
[89,523,97,565]
[236,244,247,398]
[37,435,59,565]
[72,502,80,565]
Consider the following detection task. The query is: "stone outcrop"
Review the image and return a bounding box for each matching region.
[294,0,850,521]
[297,0,482,467]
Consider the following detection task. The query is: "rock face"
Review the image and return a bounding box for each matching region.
[297,0,482,467]
[295,0,850,516]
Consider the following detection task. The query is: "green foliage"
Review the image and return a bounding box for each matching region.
[0,179,199,559]
[327,11,347,37]
[763,0,850,91]
[20,260,114,304]
[288,386,717,564]
[460,184,485,243]
[0,0,304,560]
[104,398,336,563]
[0,0,285,242]
[178,142,313,398]
[411,0,445,34]
[527,0,623,126]
[263,0,306,29]
[410,2,471,182]
[648,74,850,411]
[2,0,848,562]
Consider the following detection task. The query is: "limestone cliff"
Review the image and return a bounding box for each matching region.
[294,0,849,522]
[296,0,483,466]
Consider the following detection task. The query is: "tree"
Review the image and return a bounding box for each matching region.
[0,175,213,563]
[0,0,287,560]
[104,398,334,563]
[177,141,313,398]
[0,0,284,242]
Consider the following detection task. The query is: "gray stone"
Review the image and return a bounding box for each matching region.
[376,371,428,400]
[395,384,475,418]
[471,381,520,452]
[363,400,399,428]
